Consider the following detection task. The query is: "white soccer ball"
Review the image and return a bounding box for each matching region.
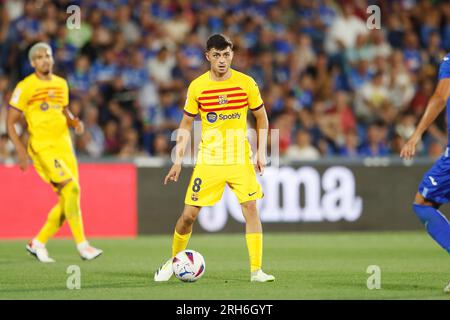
[172,250,206,282]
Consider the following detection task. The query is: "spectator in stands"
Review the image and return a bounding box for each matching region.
[104,119,120,156]
[152,133,171,159]
[354,71,390,125]
[339,130,360,158]
[324,2,368,55]
[147,46,176,90]
[118,128,144,158]
[358,123,389,157]
[284,129,320,161]
[81,105,105,158]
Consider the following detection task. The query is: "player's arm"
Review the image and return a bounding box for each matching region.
[61,79,84,135]
[251,106,269,175]
[6,107,29,171]
[247,76,268,175]
[164,114,195,185]
[400,78,450,159]
[164,83,198,185]
[63,108,84,135]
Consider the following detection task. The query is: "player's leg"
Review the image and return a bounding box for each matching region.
[241,200,274,282]
[413,193,450,293]
[173,204,202,256]
[57,177,102,260]
[414,156,450,292]
[33,159,66,246]
[176,163,224,255]
[154,205,202,282]
[241,201,262,272]
[53,154,102,260]
[413,193,450,253]
[26,153,61,262]
[31,151,84,244]
[227,164,274,282]
[27,198,64,263]
[155,165,224,282]
[415,154,450,254]
[35,195,65,244]
[58,178,85,244]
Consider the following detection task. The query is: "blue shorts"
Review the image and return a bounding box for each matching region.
[418,148,450,204]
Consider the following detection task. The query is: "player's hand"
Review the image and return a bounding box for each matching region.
[74,119,84,136]
[17,150,29,171]
[164,164,182,185]
[255,155,266,176]
[400,135,420,160]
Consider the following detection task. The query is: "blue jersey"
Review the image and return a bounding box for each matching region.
[439,53,450,145]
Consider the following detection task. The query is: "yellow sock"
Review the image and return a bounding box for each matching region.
[36,197,65,244]
[172,230,192,257]
[245,233,262,273]
[61,180,86,245]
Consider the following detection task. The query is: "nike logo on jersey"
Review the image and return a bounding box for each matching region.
[248,192,257,196]
[428,176,438,186]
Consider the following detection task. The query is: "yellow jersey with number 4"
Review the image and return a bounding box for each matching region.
[9,73,72,154]
[183,69,264,165]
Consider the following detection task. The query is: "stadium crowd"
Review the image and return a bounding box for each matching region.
[0,0,449,162]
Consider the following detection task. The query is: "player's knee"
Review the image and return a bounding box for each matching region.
[241,201,258,219]
[414,193,427,205]
[62,180,80,195]
[181,210,197,226]
[241,200,256,210]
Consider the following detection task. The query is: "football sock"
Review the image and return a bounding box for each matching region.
[61,180,86,245]
[246,233,263,272]
[413,204,450,253]
[172,229,192,257]
[36,197,65,244]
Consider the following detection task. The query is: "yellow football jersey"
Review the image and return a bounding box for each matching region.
[184,69,264,165]
[9,73,72,154]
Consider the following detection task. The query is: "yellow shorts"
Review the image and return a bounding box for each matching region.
[29,147,79,189]
[184,164,263,207]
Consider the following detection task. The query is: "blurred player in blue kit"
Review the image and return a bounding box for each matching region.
[400,53,450,293]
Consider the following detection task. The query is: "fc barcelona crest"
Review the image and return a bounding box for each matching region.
[218,95,228,105]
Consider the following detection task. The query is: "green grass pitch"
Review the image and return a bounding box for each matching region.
[0,231,448,299]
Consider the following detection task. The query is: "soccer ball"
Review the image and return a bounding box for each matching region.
[172,250,206,282]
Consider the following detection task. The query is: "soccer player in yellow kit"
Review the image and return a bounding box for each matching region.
[7,42,102,262]
[154,34,274,282]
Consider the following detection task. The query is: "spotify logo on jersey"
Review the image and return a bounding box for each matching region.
[206,112,241,123]
[219,113,241,120]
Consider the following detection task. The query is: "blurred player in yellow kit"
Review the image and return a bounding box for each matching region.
[7,42,102,262]
[154,34,274,282]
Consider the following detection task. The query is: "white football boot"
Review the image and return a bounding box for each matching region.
[250,269,275,282]
[444,281,450,293]
[154,258,174,282]
[77,241,103,260]
[26,239,55,263]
